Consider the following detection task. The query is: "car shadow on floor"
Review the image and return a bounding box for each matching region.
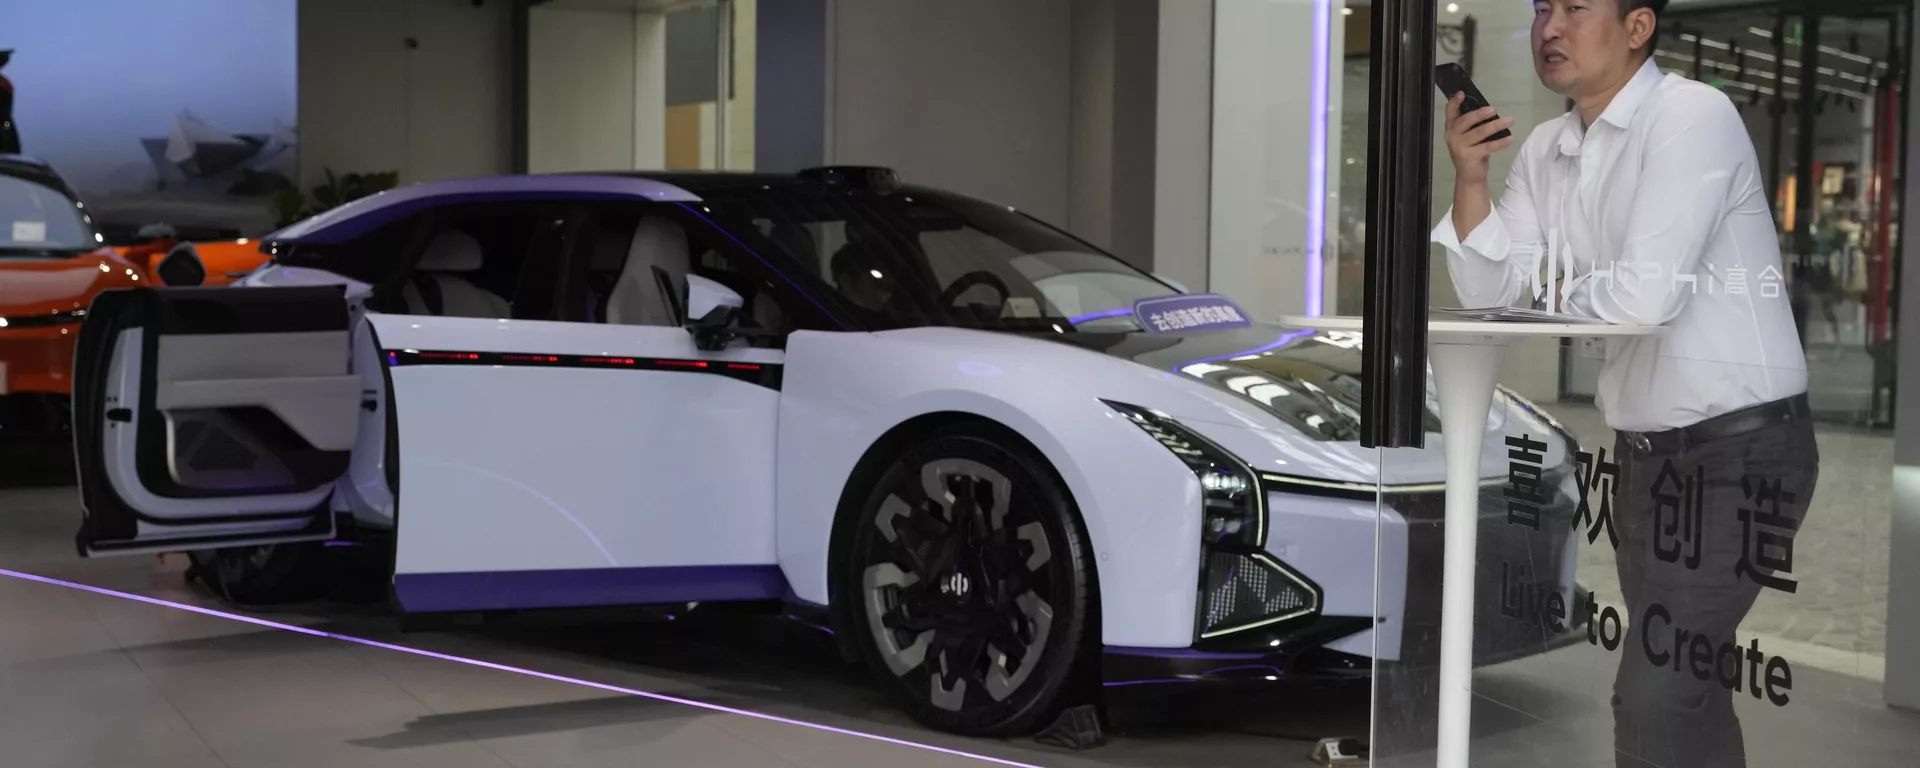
[426,608,1380,764]
[0,478,1382,767]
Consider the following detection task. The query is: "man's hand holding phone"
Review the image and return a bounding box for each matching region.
[1443,92,1517,238]
[1443,92,1517,187]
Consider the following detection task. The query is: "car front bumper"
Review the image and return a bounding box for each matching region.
[1102,470,1590,687]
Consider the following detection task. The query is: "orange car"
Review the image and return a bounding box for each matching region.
[114,231,268,288]
[0,155,267,439]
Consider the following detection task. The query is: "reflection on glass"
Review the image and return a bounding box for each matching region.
[1365,1,1909,767]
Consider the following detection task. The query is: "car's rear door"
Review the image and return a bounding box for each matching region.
[72,284,368,555]
[383,200,832,614]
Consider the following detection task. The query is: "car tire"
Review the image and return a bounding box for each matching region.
[187,543,333,606]
[843,423,1096,736]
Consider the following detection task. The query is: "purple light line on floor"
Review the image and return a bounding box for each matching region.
[0,567,1043,768]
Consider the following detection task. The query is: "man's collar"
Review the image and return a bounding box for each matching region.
[1555,57,1666,157]
[1596,56,1666,129]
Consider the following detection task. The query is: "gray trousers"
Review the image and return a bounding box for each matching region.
[1609,403,1819,768]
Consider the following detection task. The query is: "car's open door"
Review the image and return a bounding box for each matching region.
[72,285,368,556]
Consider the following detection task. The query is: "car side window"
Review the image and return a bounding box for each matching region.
[560,204,813,343]
[384,203,565,320]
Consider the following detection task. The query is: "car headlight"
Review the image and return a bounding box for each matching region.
[1106,401,1321,640]
[1105,401,1263,548]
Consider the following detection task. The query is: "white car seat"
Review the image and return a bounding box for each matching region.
[607,217,689,326]
[583,224,634,323]
[400,229,512,318]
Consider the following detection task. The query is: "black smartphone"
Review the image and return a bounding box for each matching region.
[1434,63,1512,144]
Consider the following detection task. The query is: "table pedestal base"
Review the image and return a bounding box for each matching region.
[1428,338,1512,768]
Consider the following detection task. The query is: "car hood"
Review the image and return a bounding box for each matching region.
[0,250,139,316]
[885,323,1575,486]
[1037,324,1410,440]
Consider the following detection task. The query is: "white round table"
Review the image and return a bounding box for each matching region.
[1279,315,1664,768]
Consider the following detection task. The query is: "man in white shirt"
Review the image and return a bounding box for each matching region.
[1432,2,1818,766]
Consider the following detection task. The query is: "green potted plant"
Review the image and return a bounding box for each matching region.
[274,169,401,228]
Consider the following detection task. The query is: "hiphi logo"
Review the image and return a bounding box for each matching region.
[1520,233,1785,305]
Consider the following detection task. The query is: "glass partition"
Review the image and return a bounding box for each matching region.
[1365,1,1916,766]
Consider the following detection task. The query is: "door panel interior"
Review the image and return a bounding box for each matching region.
[73,286,366,555]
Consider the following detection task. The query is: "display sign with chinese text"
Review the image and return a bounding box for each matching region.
[1133,293,1255,334]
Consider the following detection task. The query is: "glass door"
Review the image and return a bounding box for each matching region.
[1360,1,1914,766]
[1655,3,1904,428]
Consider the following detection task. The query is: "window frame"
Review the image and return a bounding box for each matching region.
[549,200,847,344]
[351,200,571,321]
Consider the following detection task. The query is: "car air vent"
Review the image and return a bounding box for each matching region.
[1199,550,1319,638]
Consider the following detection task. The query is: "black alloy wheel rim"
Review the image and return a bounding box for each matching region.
[861,457,1060,712]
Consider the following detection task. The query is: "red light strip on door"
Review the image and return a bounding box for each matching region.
[386,349,781,389]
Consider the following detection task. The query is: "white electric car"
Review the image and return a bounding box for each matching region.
[69,167,1587,736]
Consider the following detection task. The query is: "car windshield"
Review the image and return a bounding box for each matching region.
[704,186,1176,332]
[0,174,96,256]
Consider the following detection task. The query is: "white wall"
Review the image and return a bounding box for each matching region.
[1428,0,1571,402]
[0,0,296,195]
[526,6,670,173]
[1068,0,1118,252]
[727,0,758,170]
[1152,0,1215,293]
[297,0,512,187]
[757,0,1199,271]
[827,0,1075,224]
[1208,0,1343,323]
[1213,0,1561,398]
[530,7,637,172]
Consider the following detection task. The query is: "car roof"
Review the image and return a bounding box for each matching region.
[268,173,704,245]
[267,167,925,246]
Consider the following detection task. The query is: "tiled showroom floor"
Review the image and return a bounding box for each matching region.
[1,402,1915,767]
[0,484,1369,768]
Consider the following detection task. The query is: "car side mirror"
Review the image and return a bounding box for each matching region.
[156,243,207,287]
[684,274,744,351]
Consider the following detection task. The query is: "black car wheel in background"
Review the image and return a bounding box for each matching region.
[843,422,1097,736]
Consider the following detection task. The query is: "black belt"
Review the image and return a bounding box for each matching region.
[1621,393,1809,454]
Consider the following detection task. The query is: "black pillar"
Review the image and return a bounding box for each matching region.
[1790,11,1823,344]
[1793,12,1822,260]
[509,0,557,175]
[1361,0,1438,450]
[1767,11,1787,209]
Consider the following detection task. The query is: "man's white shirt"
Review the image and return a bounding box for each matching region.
[1431,57,1807,433]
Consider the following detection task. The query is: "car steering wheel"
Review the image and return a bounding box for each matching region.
[937,270,1012,312]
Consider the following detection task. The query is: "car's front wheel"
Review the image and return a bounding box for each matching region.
[844,424,1096,736]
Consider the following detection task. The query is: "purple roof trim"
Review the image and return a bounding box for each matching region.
[269,174,702,245]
